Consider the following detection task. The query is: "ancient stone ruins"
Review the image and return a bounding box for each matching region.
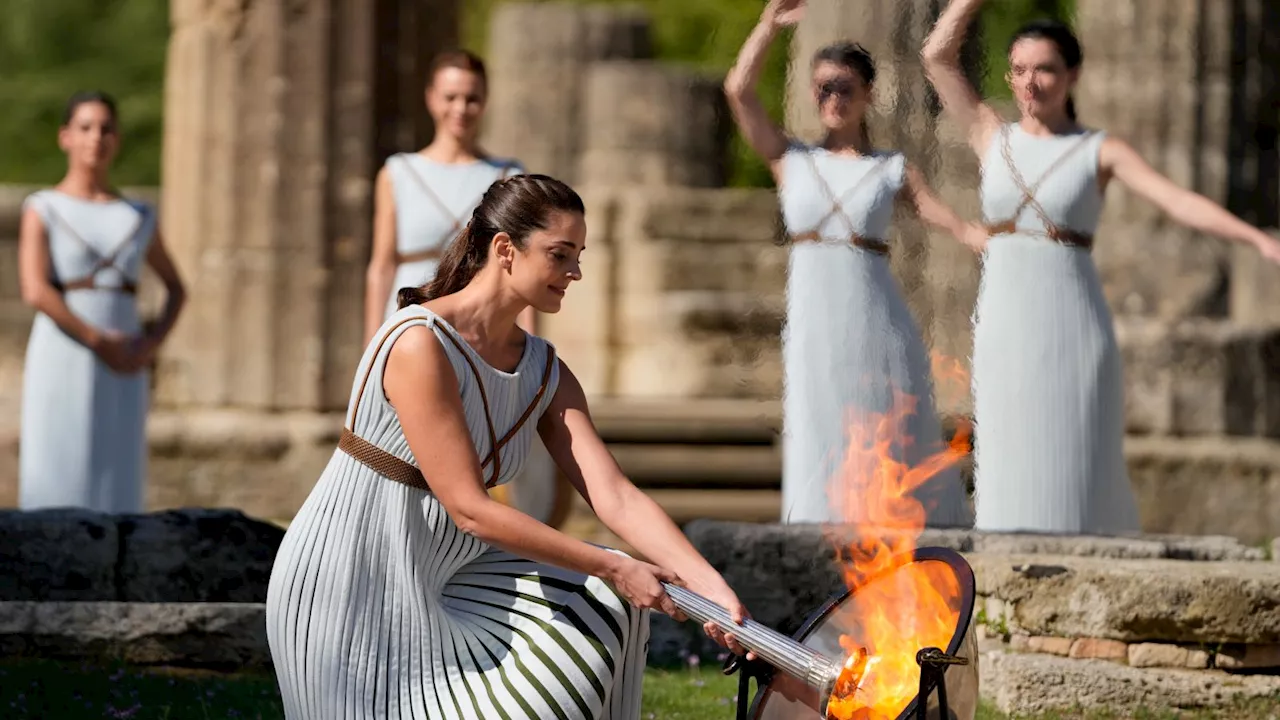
[0,0,1278,715]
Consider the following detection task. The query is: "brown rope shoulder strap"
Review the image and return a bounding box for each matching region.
[987,125,1097,248]
[339,316,557,492]
[42,200,147,293]
[790,150,892,255]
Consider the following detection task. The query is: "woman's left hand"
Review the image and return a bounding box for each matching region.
[700,583,756,661]
[1259,235,1280,266]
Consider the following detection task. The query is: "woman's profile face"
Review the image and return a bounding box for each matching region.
[59,101,119,171]
[502,210,585,315]
[426,67,487,141]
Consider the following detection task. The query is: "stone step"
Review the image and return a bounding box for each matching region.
[0,601,270,669]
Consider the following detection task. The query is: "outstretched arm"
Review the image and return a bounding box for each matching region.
[724,0,804,175]
[901,160,988,253]
[1101,137,1280,264]
[921,0,1003,156]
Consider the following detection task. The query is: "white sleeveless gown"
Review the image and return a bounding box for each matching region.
[381,154,523,319]
[267,305,649,719]
[972,123,1140,534]
[778,145,972,527]
[19,190,154,513]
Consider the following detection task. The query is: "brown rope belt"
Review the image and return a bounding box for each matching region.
[790,230,891,256]
[336,316,557,493]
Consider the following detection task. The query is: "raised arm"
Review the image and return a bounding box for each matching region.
[900,160,988,253]
[1100,137,1280,264]
[921,0,1003,155]
[364,166,398,346]
[385,326,684,619]
[724,0,804,175]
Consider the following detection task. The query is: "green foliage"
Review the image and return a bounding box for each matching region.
[978,0,1076,99]
[0,0,168,185]
[0,0,1073,187]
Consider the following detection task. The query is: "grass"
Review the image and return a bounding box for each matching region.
[2,658,1277,719]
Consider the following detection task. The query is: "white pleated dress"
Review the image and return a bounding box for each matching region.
[778,145,972,527]
[972,123,1140,534]
[19,190,154,513]
[266,305,649,719]
[382,155,523,319]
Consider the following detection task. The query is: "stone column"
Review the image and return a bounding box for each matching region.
[1077,0,1280,319]
[578,62,730,188]
[159,0,459,412]
[483,2,653,183]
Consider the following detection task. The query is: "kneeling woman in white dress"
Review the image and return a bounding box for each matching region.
[268,174,750,719]
[17,91,186,513]
[725,0,984,526]
[923,0,1280,534]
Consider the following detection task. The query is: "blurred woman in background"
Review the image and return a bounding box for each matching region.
[17,90,186,513]
[725,0,982,527]
[922,1,1280,533]
[364,49,570,527]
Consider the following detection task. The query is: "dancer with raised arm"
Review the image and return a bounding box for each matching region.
[922,2,1280,534]
[17,91,186,513]
[725,0,983,526]
[269,174,749,719]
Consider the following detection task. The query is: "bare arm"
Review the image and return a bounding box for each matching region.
[18,205,106,350]
[364,166,398,346]
[384,327,683,618]
[1101,136,1280,263]
[724,0,803,175]
[921,0,1003,155]
[537,362,743,604]
[901,160,987,253]
[142,226,187,347]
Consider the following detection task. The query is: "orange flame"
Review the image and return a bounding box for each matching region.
[824,358,972,720]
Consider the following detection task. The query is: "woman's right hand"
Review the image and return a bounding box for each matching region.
[764,0,805,28]
[93,332,149,374]
[603,556,687,621]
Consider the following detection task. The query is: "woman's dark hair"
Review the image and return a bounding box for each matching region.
[1009,19,1083,121]
[398,174,585,308]
[62,90,118,126]
[812,42,877,147]
[428,49,487,89]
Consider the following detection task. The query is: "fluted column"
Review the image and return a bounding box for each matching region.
[158,0,458,411]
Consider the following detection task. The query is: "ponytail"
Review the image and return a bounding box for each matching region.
[1065,94,1078,122]
[395,173,586,309]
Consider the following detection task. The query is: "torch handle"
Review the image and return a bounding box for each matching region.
[661,582,841,693]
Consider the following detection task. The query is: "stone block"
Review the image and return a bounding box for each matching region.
[579,61,729,187]
[1117,317,1280,438]
[1070,638,1129,662]
[1027,636,1074,656]
[485,3,653,183]
[1231,234,1280,326]
[117,508,284,603]
[1126,435,1280,546]
[0,509,118,601]
[969,553,1280,644]
[981,649,1280,716]
[1128,642,1193,669]
[0,601,269,668]
[1216,644,1280,670]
